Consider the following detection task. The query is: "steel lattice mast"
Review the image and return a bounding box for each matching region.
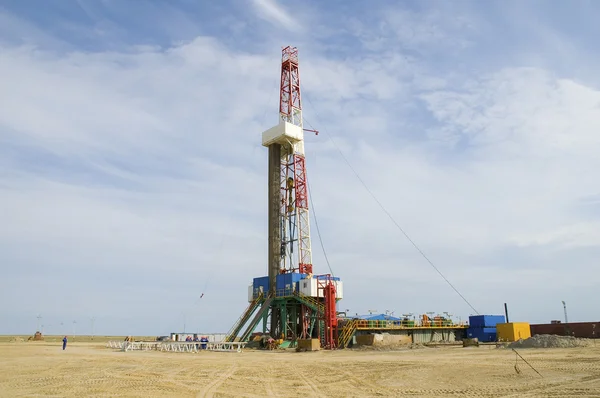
[278,46,313,275]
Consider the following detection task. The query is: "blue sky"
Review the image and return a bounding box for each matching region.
[1,0,600,336]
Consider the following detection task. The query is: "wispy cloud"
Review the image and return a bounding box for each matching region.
[251,0,301,32]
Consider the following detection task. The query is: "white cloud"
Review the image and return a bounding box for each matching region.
[510,221,600,249]
[251,0,301,32]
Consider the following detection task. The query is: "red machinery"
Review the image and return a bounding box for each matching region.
[317,275,338,349]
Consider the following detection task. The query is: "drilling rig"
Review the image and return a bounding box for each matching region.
[224,46,343,349]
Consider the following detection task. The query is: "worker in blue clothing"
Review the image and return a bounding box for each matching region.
[62,336,68,350]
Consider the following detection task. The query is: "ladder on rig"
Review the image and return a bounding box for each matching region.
[239,297,273,342]
[224,293,264,342]
[319,320,325,346]
[293,292,325,313]
[338,319,358,348]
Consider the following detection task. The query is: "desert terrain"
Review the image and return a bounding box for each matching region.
[1,337,599,397]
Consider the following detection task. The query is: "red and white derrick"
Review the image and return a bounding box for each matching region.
[269,46,313,275]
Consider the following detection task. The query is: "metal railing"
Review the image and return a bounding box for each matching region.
[224,292,264,342]
[250,289,325,313]
[251,288,295,299]
[106,340,246,353]
[353,319,468,329]
[292,291,325,313]
[338,319,358,348]
[239,296,273,342]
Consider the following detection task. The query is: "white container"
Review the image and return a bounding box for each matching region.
[248,285,253,302]
[299,278,317,297]
[335,281,344,299]
[261,121,303,147]
[299,278,344,299]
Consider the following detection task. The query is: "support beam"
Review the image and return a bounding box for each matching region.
[268,143,282,336]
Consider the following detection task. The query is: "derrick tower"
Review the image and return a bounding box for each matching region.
[272,46,312,280]
[264,45,315,341]
[224,47,343,349]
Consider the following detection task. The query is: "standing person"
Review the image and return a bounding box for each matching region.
[62,336,68,350]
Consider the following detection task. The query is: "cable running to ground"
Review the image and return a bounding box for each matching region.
[512,348,543,377]
[303,94,479,315]
[306,179,335,277]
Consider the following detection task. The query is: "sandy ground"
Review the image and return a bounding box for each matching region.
[1,341,600,397]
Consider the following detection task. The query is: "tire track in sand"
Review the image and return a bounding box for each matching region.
[196,365,237,398]
[506,374,600,398]
[264,365,277,397]
[298,372,326,398]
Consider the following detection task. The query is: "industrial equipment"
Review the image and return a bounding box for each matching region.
[224,46,343,349]
[223,46,470,350]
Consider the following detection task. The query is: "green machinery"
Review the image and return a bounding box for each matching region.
[224,290,326,345]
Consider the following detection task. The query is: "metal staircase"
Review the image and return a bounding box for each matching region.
[338,319,358,348]
[239,297,273,342]
[224,293,264,342]
[293,292,324,313]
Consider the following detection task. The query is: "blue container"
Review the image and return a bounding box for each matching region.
[478,332,497,342]
[253,276,270,292]
[276,273,306,291]
[275,274,285,290]
[469,315,505,328]
[467,327,497,342]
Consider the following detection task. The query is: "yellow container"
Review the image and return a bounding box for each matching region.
[496,322,531,342]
